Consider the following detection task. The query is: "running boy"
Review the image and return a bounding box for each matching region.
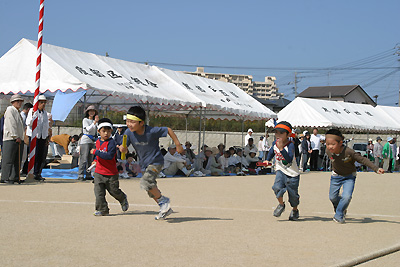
[119,106,182,220]
[90,118,129,216]
[325,129,384,224]
[265,121,301,221]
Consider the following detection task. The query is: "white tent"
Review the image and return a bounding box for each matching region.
[276,97,400,132]
[374,105,400,131]
[0,38,276,121]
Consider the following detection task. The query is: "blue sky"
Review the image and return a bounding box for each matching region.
[1,0,399,105]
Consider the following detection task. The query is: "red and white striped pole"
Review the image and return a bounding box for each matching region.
[28,0,44,175]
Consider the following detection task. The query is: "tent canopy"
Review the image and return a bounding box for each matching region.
[276,97,400,132]
[0,38,276,121]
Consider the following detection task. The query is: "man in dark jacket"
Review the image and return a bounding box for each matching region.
[301,131,312,172]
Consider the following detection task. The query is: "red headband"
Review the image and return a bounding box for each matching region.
[275,124,295,138]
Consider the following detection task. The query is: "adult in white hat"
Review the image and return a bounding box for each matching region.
[25,94,50,181]
[245,128,253,146]
[78,105,99,181]
[1,94,25,184]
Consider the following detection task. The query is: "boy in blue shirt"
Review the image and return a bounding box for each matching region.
[119,106,183,220]
[265,121,301,221]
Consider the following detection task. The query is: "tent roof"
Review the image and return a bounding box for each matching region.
[276,97,400,132]
[0,38,276,121]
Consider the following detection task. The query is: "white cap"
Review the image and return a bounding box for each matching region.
[38,95,47,101]
[248,128,253,133]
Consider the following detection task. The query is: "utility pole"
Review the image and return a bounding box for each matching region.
[396,45,400,106]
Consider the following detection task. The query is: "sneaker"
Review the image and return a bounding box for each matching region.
[158,171,166,178]
[155,196,172,220]
[93,210,109,216]
[155,207,173,220]
[289,209,299,221]
[273,203,285,217]
[333,216,345,224]
[121,196,129,212]
[186,169,195,177]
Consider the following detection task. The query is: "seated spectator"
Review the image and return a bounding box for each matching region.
[194,144,208,171]
[160,145,168,156]
[215,143,225,160]
[235,148,248,168]
[196,147,223,176]
[125,153,141,177]
[177,148,192,168]
[228,147,236,157]
[204,147,223,176]
[68,135,80,168]
[163,144,194,176]
[218,150,230,173]
[185,141,196,165]
[246,149,260,170]
[244,138,258,156]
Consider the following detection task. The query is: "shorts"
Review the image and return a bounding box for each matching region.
[141,164,163,197]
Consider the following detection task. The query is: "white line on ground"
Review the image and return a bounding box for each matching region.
[1,199,400,219]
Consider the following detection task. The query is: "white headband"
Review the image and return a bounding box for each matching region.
[98,122,113,130]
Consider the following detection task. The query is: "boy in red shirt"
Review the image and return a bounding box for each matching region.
[90,118,129,216]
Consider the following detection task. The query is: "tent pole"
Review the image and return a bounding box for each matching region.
[83,94,87,120]
[198,107,202,155]
[202,116,206,150]
[146,103,150,125]
[185,114,188,143]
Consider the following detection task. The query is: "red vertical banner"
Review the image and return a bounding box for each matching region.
[28,0,44,175]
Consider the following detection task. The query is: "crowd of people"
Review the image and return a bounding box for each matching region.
[1,93,399,185]
[0,96,397,223]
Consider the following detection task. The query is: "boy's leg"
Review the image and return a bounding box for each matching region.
[106,174,129,212]
[286,175,300,209]
[329,175,343,211]
[93,173,109,214]
[272,170,287,199]
[335,176,356,220]
[272,171,287,217]
[106,174,127,203]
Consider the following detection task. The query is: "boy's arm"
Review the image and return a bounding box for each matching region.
[265,141,276,161]
[167,128,183,154]
[93,140,117,160]
[352,150,383,174]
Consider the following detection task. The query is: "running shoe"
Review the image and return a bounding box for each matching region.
[289,209,299,221]
[273,203,286,217]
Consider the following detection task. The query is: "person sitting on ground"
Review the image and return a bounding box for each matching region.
[125,153,141,177]
[235,148,248,169]
[218,150,231,173]
[163,144,194,177]
[68,135,80,168]
[215,143,225,160]
[246,149,260,171]
[228,148,241,172]
[201,147,223,176]
[244,138,258,156]
[184,141,196,165]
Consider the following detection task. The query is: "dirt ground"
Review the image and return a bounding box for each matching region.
[0,171,399,267]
